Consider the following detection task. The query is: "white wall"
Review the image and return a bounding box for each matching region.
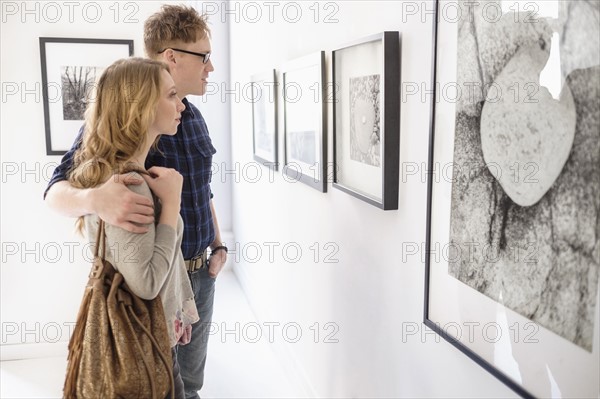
[228,1,517,397]
[0,0,232,358]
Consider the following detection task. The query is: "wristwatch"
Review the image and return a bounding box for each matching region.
[211,245,228,255]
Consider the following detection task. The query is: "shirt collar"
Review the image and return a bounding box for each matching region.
[182,97,194,117]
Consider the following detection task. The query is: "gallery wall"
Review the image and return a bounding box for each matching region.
[0,0,232,358]
[227,0,517,397]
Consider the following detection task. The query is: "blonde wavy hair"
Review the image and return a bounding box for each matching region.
[69,57,169,228]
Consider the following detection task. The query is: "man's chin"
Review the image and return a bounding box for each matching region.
[188,88,207,97]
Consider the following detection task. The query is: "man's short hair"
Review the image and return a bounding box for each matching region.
[144,4,211,58]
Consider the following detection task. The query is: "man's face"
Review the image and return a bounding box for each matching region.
[166,36,214,98]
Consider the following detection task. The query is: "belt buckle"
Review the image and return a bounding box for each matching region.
[194,256,204,270]
[188,251,207,272]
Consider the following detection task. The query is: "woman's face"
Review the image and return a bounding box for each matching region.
[150,69,185,136]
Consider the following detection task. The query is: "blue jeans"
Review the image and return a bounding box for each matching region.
[177,267,216,399]
[169,347,185,399]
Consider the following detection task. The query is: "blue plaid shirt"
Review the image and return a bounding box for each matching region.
[45,98,217,259]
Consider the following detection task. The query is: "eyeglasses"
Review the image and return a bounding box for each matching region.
[158,48,211,64]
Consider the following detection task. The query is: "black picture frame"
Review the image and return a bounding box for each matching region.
[281,51,327,192]
[251,69,278,169]
[424,2,599,398]
[332,31,400,210]
[40,37,133,155]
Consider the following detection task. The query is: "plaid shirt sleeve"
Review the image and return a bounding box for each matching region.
[43,126,84,199]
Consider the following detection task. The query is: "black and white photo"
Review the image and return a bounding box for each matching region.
[281,52,327,192]
[425,1,599,397]
[60,66,101,121]
[349,74,381,167]
[332,32,400,210]
[251,70,278,168]
[40,38,133,155]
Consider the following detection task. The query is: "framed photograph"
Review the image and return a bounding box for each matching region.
[281,51,327,192]
[40,37,134,155]
[251,70,278,169]
[332,31,400,210]
[424,1,599,398]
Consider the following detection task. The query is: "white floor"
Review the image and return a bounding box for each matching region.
[0,269,301,398]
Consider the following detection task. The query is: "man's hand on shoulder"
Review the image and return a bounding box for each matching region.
[91,173,155,233]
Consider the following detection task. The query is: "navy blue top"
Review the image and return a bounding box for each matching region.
[44,98,217,259]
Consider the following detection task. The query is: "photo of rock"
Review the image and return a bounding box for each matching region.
[349,74,381,167]
[448,0,599,351]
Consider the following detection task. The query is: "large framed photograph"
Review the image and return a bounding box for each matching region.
[251,70,278,169]
[281,51,327,192]
[332,31,400,210]
[424,1,599,398]
[40,38,133,155]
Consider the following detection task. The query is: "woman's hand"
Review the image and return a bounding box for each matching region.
[143,166,183,206]
[142,167,183,228]
[178,324,192,345]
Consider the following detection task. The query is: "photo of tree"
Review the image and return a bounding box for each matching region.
[60,66,100,120]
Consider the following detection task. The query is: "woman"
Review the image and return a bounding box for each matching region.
[68,57,198,398]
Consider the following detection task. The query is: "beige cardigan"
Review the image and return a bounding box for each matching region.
[84,176,199,346]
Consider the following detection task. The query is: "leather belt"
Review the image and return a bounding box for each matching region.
[184,250,208,272]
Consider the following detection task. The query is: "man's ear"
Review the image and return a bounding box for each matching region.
[167,50,177,64]
[159,49,177,66]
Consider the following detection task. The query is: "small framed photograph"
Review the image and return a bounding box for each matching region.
[281,51,327,192]
[332,31,400,210]
[39,37,133,155]
[425,1,599,398]
[251,70,278,169]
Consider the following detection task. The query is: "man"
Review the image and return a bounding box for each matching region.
[44,5,225,398]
